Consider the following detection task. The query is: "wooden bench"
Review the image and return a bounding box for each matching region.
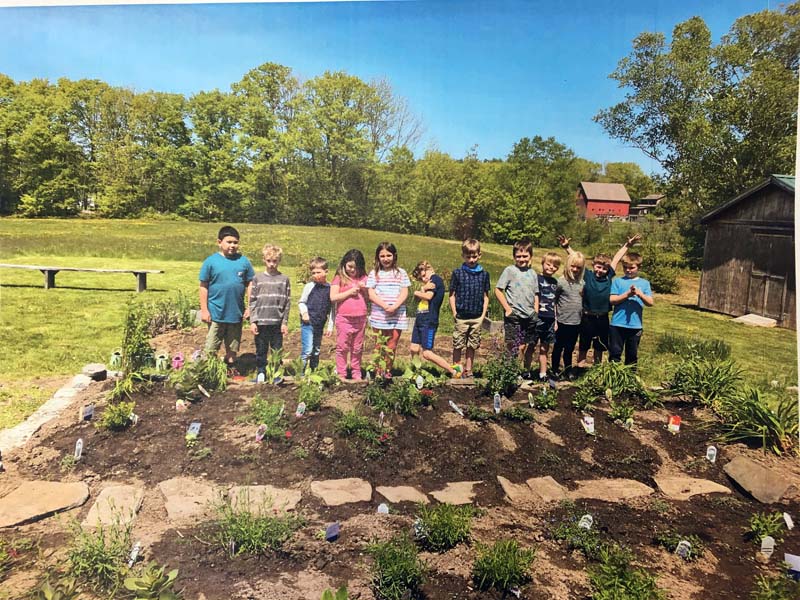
[0,263,164,292]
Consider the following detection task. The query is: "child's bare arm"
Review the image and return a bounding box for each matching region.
[414,289,435,300]
[481,292,489,319]
[386,286,409,314]
[610,234,641,271]
[449,292,457,318]
[494,287,512,317]
[199,282,211,323]
[243,280,253,321]
[557,235,576,256]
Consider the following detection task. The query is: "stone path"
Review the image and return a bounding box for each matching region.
[0,480,89,528]
[724,456,788,503]
[654,475,731,501]
[159,477,219,523]
[310,478,373,506]
[83,484,145,527]
[230,485,302,513]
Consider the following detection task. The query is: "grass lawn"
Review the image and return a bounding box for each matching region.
[0,218,796,430]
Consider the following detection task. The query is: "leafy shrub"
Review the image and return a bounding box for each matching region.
[481,355,522,397]
[304,362,340,388]
[573,362,657,410]
[668,357,742,408]
[745,511,785,545]
[108,372,150,402]
[751,574,800,600]
[248,394,287,440]
[500,406,535,423]
[96,401,136,431]
[368,535,426,600]
[123,562,183,599]
[655,333,731,361]
[170,355,228,400]
[652,531,705,561]
[367,381,425,416]
[550,505,606,560]
[213,495,304,556]
[334,410,391,457]
[147,291,197,335]
[465,405,496,422]
[608,400,635,423]
[472,539,535,592]
[530,389,556,410]
[588,544,664,600]
[298,381,323,412]
[31,574,82,600]
[67,516,132,591]
[414,503,474,552]
[401,355,445,388]
[715,388,798,455]
[120,301,155,373]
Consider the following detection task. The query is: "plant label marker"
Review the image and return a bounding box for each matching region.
[325,522,340,542]
[128,541,142,567]
[581,416,595,435]
[509,588,521,598]
[785,553,800,581]
[449,401,464,417]
[295,402,306,418]
[175,399,189,412]
[623,417,634,430]
[74,438,83,461]
[187,422,201,437]
[79,403,95,422]
[229,539,236,555]
[784,512,795,530]
[415,375,424,390]
[705,446,717,463]
[668,415,681,434]
[760,536,776,558]
[527,392,534,408]
[548,378,557,390]
[578,514,593,530]
[675,540,692,559]
[255,424,267,442]
[171,352,184,370]
[130,413,139,426]
[379,411,385,427]
[377,503,389,514]
[279,403,285,418]
[191,349,202,362]
[493,393,502,414]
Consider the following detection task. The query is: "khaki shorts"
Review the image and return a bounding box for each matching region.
[204,321,243,354]
[453,316,483,350]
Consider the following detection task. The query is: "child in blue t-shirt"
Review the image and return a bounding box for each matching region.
[609,252,653,366]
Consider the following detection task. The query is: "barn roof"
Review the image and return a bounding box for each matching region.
[700,175,795,224]
[578,181,631,203]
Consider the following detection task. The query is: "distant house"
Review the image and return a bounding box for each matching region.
[576,182,630,220]
[698,175,795,329]
[628,193,664,221]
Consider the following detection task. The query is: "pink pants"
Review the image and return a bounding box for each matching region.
[335,314,367,379]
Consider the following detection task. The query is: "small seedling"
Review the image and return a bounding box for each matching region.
[368,535,426,600]
[472,539,535,593]
[321,587,348,600]
[414,503,475,552]
[746,511,785,545]
[123,561,182,599]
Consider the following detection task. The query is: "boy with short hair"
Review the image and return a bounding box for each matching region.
[449,239,490,378]
[249,244,291,383]
[609,252,653,366]
[534,252,560,381]
[410,261,461,378]
[494,239,539,374]
[298,257,334,373]
[199,225,255,373]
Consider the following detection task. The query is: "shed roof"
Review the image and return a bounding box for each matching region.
[578,181,631,203]
[700,175,795,224]
[642,193,665,201]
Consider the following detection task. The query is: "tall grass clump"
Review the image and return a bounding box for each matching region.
[588,544,664,600]
[655,333,731,361]
[714,388,798,455]
[368,535,426,600]
[572,361,656,411]
[213,495,304,556]
[413,503,475,552]
[67,516,132,592]
[472,539,535,593]
[668,357,742,409]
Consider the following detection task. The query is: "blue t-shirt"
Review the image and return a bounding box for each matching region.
[416,274,445,327]
[199,253,255,323]
[537,274,558,320]
[610,276,652,329]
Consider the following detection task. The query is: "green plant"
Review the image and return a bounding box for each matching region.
[96,401,136,431]
[365,381,426,416]
[668,357,742,408]
[582,361,656,406]
[189,447,212,460]
[213,494,304,556]
[1,536,37,580]
[531,388,556,410]
[401,355,445,388]
[653,531,705,561]
[655,333,731,361]
[334,410,391,458]
[120,301,155,373]
[31,574,82,600]
[751,574,800,599]
[472,539,535,592]
[67,515,132,591]
[550,509,606,560]
[248,394,287,440]
[108,372,149,402]
[500,406,535,423]
[366,330,394,377]
[321,587,349,600]
[264,349,286,384]
[414,503,474,552]
[715,388,798,455]
[481,355,522,397]
[588,544,664,600]
[147,291,197,335]
[60,454,78,473]
[304,361,340,388]
[608,399,635,423]
[123,562,183,599]
[745,511,785,545]
[465,405,496,422]
[298,380,323,412]
[368,535,426,600]
[571,385,599,412]
[170,355,228,400]
[292,446,309,459]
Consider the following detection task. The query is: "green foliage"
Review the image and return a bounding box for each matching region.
[334,410,391,458]
[746,511,785,545]
[298,380,323,412]
[366,330,394,377]
[366,380,427,416]
[480,354,522,397]
[401,355,445,388]
[213,495,304,556]
[147,292,197,335]
[0,536,37,580]
[368,535,426,600]
[121,301,155,373]
[248,394,287,440]
[530,389,556,411]
[170,355,228,399]
[60,454,78,473]
[668,357,742,409]
[263,349,286,384]
[123,562,183,600]
[414,503,475,552]
[472,539,535,592]
[108,372,150,403]
[550,505,607,560]
[500,406,535,423]
[751,574,800,600]
[96,400,136,431]
[653,531,705,561]
[573,361,656,411]
[588,545,665,600]
[303,362,340,389]
[655,333,731,360]
[465,405,496,422]
[31,575,82,600]
[67,516,132,591]
[321,587,349,600]
[608,400,635,423]
[715,388,798,455]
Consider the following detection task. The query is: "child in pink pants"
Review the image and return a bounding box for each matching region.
[330,249,369,379]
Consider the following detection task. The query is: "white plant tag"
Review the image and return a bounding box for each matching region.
[581,416,595,435]
[366,371,372,382]
[279,402,285,417]
[187,422,201,437]
[706,446,717,463]
[578,514,593,530]
[79,404,95,421]
[761,536,776,558]
[197,384,210,398]
[527,392,534,408]
[295,402,306,417]
[784,512,795,530]
[377,503,389,514]
[128,541,142,567]
[130,413,139,426]
[493,393,502,414]
[449,400,464,417]
[675,540,692,559]
[74,438,83,461]
[379,411,385,427]
[255,424,267,442]
[415,375,424,390]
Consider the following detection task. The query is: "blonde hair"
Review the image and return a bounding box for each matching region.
[412,260,432,281]
[262,244,283,261]
[461,239,481,256]
[565,252,585,283]
[541,252,561,268]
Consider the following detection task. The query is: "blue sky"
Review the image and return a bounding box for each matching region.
[0,0,775,174]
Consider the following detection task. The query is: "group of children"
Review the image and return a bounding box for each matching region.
[199,225,653,383]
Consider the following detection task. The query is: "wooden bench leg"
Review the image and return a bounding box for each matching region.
[40,270,57,289]
[134,272,147,293]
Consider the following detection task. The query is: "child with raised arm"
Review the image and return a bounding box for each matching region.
[410,261,462,378]
[249,244,291,383]
[609,252,653,366]
[534,252,560,381]
[330,249,369,380]
[298,257,334,373]
[449,239,490,378]
[199,225,255,375]
[494,239,539,375]
[367,242,411,379]
[552,251,585,379]
[558,234,640,366]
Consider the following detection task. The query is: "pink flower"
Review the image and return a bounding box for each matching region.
[285,430,292,439]
[379,433,389,442]
[420,389,434,397]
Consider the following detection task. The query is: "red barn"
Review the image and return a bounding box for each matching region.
[576,182,631,219]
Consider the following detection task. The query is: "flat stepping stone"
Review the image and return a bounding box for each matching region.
[525,476,569,503]
[70,374,93,390]
[376,485,429,504]
[569,479,654,502]
[0,480,89,528]
[654,476,731,501]
[429,481,482,505]
[310,478,372,506]
[158,477,219,523]
[446,378,477,387]
[83,484,144,527]
[497,476,537,504]
[732,313,777,327]
[724,456,789,503]
[82,363,108,381]
[229,485,302,513]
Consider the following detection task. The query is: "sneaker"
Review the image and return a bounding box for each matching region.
[273,376,284,385]
[462,371,474,380]
[538,373,548,382]
[452,364,463,379]
[256,372,266,384]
